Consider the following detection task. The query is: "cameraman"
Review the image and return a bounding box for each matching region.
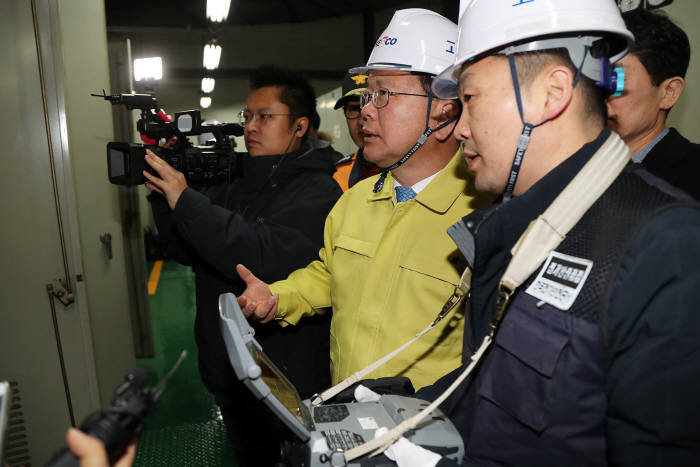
[144,65,342,465]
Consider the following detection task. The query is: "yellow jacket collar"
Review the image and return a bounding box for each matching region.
[367,150,472,214]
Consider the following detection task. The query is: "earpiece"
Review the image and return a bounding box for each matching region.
[296,124,302,132]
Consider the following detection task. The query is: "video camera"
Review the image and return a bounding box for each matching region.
[45,351,187,467]
[93,90,243,186]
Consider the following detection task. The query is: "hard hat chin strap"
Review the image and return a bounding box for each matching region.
[373,90,458,193]
[502,54,549,202]
[502,45,589,202]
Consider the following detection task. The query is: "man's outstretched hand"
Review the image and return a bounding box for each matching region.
[236,264,279,323]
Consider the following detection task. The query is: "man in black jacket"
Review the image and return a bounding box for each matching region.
[606,9,700,200]
[144,65,342,465]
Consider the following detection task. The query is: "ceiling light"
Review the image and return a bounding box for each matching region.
[200,96,212,109]
[133,57,163,81]
[203,42,222,70]
[201,77,216,93]
[617,0,641,11]
[646,0,673,8]
[206,0,231,22]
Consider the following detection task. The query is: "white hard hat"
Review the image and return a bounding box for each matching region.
[433,0,634,98]
[350,8,457,77]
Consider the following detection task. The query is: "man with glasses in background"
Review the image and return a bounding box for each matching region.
[606,8,699,200]
[237,9,491,394]
[333,71,380,191]
[144,65,342,465]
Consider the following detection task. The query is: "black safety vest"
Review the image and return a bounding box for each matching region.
[449,166,684,466]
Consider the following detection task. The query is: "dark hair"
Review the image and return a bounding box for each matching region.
[514,49,606,126]
[415,72,460,111]
[249,65,317,132]
[416,73,433,94]
[415,72,461,121]
[623,9,690,86]
[309,109,320,131]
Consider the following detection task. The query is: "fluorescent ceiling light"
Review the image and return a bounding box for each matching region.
[647,0,673,7]
[201,77,216,93]
[133,57,163,81]
[617,0,641,11]
[203,43,222,70]
[206,0,231,22]
[200,96,212,109]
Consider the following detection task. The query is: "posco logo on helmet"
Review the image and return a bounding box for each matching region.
[375,36,398,47]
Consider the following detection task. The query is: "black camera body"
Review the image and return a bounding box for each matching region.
[94,91,243,186]
[46,351,187,467]
[107,137,238,187]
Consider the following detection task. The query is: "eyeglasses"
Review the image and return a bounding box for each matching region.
[238,109,291,127]
[360,87,429,110]
[343,103,361,120]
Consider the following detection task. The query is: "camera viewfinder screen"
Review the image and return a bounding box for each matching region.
[108,148,126,177]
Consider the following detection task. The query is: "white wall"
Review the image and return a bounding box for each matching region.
[316,85,357,157]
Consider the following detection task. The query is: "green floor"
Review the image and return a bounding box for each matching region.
[134,260,236,466]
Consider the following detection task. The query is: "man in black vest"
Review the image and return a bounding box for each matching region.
[144,65,342,466]
[606,9,700,200]
[386,2,700,466]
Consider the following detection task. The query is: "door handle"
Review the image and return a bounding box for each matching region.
[100,232,113,259]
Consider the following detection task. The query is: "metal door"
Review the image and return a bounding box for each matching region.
[0,0,107,463]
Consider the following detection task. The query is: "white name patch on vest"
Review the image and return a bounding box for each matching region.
[525,251,593,311]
